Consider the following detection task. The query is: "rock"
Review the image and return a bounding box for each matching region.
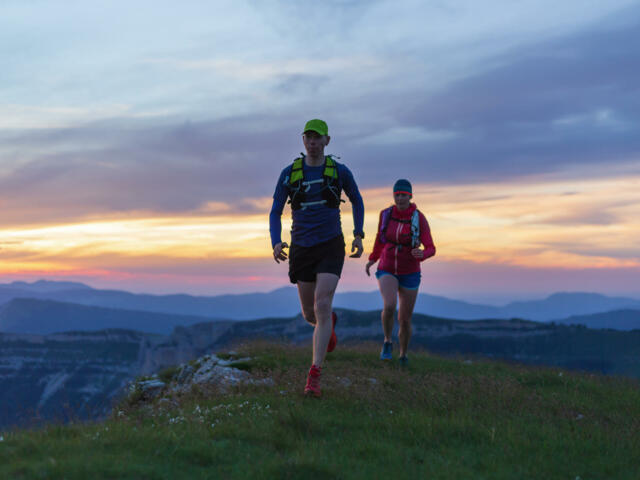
[217,357,250,367]
[129,351,272,403]
[138,378,166,389]
[176,364,195,383]
[135,378,167,400]
[339,377,352,387]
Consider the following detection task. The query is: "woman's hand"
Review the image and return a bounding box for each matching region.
[365,259,376,276]
[411,248,424,259]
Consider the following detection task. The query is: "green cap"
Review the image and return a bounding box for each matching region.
[303,119,328,136]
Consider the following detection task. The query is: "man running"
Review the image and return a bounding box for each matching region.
[270,119,365,397]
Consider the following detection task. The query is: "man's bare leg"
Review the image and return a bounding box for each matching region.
[297,281,317,326]
[312,273,339,367]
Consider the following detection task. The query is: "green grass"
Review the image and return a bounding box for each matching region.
[1,341,639,479]
[157,365,181,384]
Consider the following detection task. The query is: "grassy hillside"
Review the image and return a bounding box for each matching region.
[1,341,639,479]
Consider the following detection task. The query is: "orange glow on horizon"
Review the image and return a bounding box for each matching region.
[0,173,639,286]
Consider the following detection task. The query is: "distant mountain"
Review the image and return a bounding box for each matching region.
[334,290,640,322]
[5,280,93,293]
[0,298,224,335]
[334,290,502,319]
[555,309,640,331]
[0,282,301,320]
[1,280,639,322]
[500,292,640,321]
[0,281,96,306]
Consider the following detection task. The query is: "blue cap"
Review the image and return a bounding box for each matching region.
[393,179,412,195]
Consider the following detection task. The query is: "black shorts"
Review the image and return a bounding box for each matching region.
[288,235,346,284]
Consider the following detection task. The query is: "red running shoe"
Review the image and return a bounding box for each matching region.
[304,365,322,397]
[327,311,338,353]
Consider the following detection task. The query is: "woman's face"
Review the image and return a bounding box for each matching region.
[394,192,411,209]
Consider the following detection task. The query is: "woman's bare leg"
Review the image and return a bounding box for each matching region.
[378,274,399,343]
[397,286,419,357]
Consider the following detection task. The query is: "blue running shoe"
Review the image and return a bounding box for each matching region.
[399,355,409,367]
[380,342,393,361]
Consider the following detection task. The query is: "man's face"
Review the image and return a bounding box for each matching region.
[302,131,330,155]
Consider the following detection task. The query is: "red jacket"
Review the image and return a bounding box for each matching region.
[369,203,436,275]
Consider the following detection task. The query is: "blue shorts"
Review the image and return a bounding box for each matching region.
[375,270,421,290]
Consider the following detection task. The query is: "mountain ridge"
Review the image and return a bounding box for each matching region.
[555,308,640,331]
[0,297,225,335]
[2,280,639,321]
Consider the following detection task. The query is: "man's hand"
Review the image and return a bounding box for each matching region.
[411,248,424,259]
[273,242,289,263]
[365,259,376,276]
[349,236,363,258]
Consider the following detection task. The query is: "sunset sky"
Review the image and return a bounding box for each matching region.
[1,1,639,303]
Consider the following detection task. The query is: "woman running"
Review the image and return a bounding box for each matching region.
[365,179,436,365]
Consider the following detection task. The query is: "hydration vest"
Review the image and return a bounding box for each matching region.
[285,154,343,211]
[379,206,420,249]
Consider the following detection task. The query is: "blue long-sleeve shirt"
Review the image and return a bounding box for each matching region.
[269,158,365,248]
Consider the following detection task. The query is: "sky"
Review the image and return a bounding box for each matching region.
[1,0,639,303]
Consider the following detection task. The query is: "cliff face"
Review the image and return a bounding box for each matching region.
[138,321,235,375]
[0,329,148,428]
[137,316,304,375]
[0,320,251,428]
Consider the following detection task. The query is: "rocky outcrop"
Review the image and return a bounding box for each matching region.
[129,353,271,404]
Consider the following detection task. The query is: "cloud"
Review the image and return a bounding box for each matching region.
[335,9,640,186]
[536,210,619,227]
[0,113,306,224]
[2,1,640,299]
[354,127,458,146]
[2,3,639,229]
